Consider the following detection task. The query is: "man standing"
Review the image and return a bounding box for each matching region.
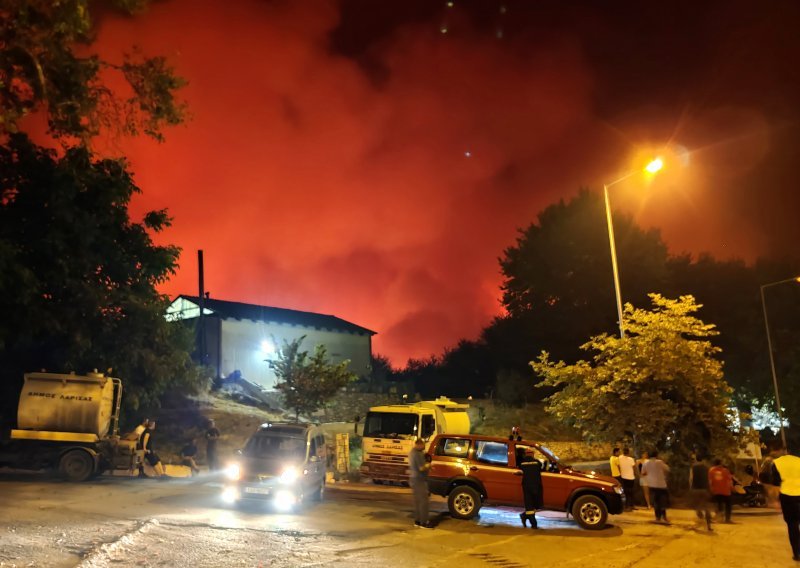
[619,447,637,511]
[773,450,800,561]
[517,449,543,528]
[205,419,221,472]
[137,420,165,478]
[709,458,733,523]
[408,438,433,528]
[610,447,622,485]
[641,450,670,523]
[688,455,712,531]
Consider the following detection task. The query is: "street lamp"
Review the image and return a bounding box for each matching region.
[603,158,664,338]
[760,276,800,450]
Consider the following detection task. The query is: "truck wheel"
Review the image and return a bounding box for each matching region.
[571,495,608,530]
[59,450,95,482]
[448,485,481,519]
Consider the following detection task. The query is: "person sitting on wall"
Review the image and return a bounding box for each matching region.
[181,438,201,476]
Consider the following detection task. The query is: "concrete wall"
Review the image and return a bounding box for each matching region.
[219,318,372,390]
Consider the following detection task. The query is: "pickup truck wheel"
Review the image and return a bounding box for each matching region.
[59,450,95,482]
[571,495,608,530]
[448,486,481,519]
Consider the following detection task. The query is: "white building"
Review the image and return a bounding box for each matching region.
[167,295,375,390]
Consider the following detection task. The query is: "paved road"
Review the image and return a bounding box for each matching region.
[0,472,791,567]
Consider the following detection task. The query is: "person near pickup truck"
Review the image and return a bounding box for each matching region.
[641,450,670,523]
[409,438,433,528]
[619,447,637,511]
[517,449,543,528]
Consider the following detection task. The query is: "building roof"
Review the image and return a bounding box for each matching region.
[171,295,376,336]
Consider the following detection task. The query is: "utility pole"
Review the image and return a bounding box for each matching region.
[198,250,207,365]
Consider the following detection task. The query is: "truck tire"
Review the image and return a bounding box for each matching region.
[448,485,481,519]
[571,494,608,530]
[59,449,95,482]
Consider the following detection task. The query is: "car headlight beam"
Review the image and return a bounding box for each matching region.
[224,463,241,481]
[279,466,300,485]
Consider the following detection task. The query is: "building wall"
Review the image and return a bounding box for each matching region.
[219,318,372,389]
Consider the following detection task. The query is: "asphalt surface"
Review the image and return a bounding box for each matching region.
[0,471,791,567]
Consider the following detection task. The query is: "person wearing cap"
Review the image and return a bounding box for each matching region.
[517,448,543,528]
[408,438,433,528]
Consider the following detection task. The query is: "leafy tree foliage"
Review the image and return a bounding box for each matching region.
[270,337,358,421]
[531,294,735,458]
[0,134,203,414]
[1,0,187,143]
[499,189,670,367]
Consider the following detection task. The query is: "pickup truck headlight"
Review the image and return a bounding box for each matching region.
[224,463,241,481]
[279,466,300,484]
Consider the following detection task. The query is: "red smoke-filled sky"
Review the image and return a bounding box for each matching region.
[93,0,800,365]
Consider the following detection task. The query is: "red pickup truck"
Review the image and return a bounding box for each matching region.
[426,434,624,529]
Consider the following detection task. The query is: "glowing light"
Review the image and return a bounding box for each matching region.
[440,26,448,34]
[464,150,472,158]
[274,489,296,511]
[224,463,241,480]
[260,339,274,354]
[221,486,239,503]
[644,158,664,174]
[279,466,300,484]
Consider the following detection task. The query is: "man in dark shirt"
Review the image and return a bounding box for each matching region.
[408,438,433,528]
[181,439,200,476]
[205,419,221,471]
[137,420,165,478]
[518,449,543,528]
[688,455,711,531]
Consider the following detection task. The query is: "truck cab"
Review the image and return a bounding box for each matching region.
[359,397,469,483]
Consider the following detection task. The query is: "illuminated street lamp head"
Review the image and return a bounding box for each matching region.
[645,158,664,174]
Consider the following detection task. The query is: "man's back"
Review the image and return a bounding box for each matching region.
[619,455,636,480]
[774,454,800,496]
[642,459,668,488]
[709,465,732,496]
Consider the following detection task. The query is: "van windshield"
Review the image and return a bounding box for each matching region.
[244,435,306,460]
[364,412,418,438]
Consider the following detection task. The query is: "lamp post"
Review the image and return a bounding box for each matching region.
[603,158,663,338]
[760,276,800,450]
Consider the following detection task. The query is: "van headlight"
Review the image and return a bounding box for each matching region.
[224,463,241,481]
[279,466,300,484]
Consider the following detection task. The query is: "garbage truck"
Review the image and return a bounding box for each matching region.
[359,397,470,483]
[0,371,139,481]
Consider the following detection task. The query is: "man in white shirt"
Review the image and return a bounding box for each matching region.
[619,447,637,511]
[641,450,670,523]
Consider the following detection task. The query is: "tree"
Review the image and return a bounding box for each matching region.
[0,134,204,414]
[1,0,187,144]
[495,189,670,371]
[531,294,735,459]
[270,337,357,421]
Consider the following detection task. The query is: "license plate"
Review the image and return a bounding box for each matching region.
[244,486,271,495]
